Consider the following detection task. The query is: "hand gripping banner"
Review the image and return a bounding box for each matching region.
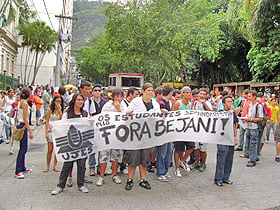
[52,110,234,162]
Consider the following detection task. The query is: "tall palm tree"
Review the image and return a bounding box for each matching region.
[19,20,57,85]
[29,21,57,85]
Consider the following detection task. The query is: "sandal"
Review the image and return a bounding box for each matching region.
[53,168,60,172]
[43,169,49,173]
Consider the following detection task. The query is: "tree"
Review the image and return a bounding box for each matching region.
[19,21,57,85]
[247,0,280,81]
[105,0,227,85]
[76,35,114,84]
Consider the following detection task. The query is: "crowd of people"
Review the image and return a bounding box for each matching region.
[0,82,279,195]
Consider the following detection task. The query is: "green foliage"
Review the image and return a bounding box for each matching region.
[247,0,280,81]
[105,0,227,85]
[19,1,37,24]
[74,0,278,87]
[76,35,114,84]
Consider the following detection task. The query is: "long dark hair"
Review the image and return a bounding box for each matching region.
[50,95,64,114]
[67,93,85,118]
[20,88,31,100]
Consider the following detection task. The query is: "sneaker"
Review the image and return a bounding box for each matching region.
[240,154,249,158]
[175,168,182,178]
[246,162,256,167]
[9,150,14,155]
[165,173,171,179]
[275,156,280,162]
[187,159,195,165]
[84,175,93,184]
[112,175,122,184]
[179,160,186,170]
[67,177,73,187]
[157,175,168,182]
[51,187,63,195]
[215,182,223,187]
[79,186,89,193]
[105,167,112,175]
[193,163,200,170]
[96,177,104,186]
[125,179,133,190]
[199,164,206,172]
[184,162,191,171]
[265,140,269,144]
[123,168,128,175]
[139,179,152,190]
[89,168,95,176]
[147,165,155,173]
[15,172,25,179]
[23,169,32,174]
[234,148,243,151]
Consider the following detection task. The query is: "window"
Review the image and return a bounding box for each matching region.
[110,77,116,86]
[121,77,140,88]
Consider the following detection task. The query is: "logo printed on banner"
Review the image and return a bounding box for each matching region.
[55,125,95,161]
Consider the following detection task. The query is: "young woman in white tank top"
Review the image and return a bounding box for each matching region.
[43,95,64,173]
[15,88,33,179]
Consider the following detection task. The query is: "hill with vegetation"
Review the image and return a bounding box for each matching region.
[72,1,109,55]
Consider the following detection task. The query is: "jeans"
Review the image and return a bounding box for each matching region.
[266,122,277,141]
[88,153,96,169]
[156,142,173,176]
[245,129,259,163]
[5,125,11,140]
[257,126,264,157]
[237,127,246,150]
[57,158,86,188]
[214,145,234,183]
[15,124,28,174]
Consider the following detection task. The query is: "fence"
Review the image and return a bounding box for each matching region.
[0,73,20,90]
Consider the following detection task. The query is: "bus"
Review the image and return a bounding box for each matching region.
[109,73,144,89]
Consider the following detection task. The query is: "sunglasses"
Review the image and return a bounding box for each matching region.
[93,89,101,92]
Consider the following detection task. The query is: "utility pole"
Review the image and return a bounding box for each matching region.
[54,15,78,87]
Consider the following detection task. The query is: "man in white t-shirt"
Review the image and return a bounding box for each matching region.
[243,90,263,167]
[192,88,212,172]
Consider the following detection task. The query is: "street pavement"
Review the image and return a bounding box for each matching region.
[0,123,280,210]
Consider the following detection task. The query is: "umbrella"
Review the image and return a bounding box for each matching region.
[64,84,76,90]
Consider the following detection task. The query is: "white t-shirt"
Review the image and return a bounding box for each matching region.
[193,100,213,111]
[83,97,96,116]
[247,103,263,130]
[4,96,15,112]
[101,100,127,113]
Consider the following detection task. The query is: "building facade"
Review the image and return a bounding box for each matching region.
[0,0,22,77]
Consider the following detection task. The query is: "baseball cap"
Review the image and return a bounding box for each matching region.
[93,84,102,89]
[181,86,191,93]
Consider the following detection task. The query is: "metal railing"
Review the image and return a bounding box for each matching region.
[0,72,20,90]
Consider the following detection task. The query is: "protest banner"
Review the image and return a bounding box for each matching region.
[52,110,234,162]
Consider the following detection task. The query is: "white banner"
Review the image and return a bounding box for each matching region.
[52,110,234,162]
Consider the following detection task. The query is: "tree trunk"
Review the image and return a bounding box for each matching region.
[27,53,36,83]
[20,47,25,84]
[31,49,39,85]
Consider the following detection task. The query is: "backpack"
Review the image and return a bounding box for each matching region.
[255,102,267,129]
[193,101,207,111]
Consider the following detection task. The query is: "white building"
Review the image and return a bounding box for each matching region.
[0,0,22,78]
[15,0,74,86]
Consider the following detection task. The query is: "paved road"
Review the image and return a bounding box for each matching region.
[0,124,279,210]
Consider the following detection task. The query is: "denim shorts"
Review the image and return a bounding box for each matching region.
[36,109,41,118]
